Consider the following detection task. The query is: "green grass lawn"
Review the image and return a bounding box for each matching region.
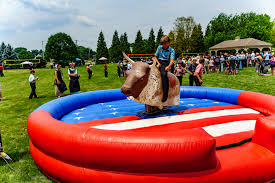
[1,64,275,182]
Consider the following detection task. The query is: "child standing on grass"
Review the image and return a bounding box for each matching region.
[174,61,185,86]
[194,58,204,86]
[104,63,108,77]
[29,70,39,99]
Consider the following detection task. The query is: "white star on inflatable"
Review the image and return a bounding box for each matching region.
[107,105,113,107]
[98,103,105,105]
[188,104,195,106]
[202,99,208,101]
[73,112,81,115]
[110,108,118,110]
[74,117,84,120]
[213,102,220,104]
[78,108,86,111]
[109,112,118,115]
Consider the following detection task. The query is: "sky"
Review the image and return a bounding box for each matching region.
[0,0,274,51]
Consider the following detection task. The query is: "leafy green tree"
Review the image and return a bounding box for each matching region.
[0,42,6,60]
[190,24,204,52]
[77,46,94,60]
[204,12,273,50]
[173,16,196,54]
[145,28,155,53]
[168,31,177,55]
[96,31,109,63]
[14,47,27,55]
[132,30,145,54]
[2,44,17,60]
[155,27,164,49]
[31,49,42,56]
[120,32,131,55]
[44,32,78,63]
[272,20,275,46]
[109,30,121,62]
[18,50,35,59]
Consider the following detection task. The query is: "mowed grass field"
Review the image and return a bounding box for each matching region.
[1,63,275,182]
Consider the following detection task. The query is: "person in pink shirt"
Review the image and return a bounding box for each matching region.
[174,61,185,86]
[194,58,204,86]
[270,55,275,75]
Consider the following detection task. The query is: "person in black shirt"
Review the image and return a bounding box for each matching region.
[185,58,198,86]
[55,64,67,97]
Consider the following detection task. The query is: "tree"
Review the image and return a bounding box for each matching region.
[2,44,17,60]
[0,42,6,60]
[31,49,42,56]
[145,28,155,53]
[155,27,164,49]
[14,47,27,55]
[120,32,131,55]
[132,30,145,54]
[190,24,204,53]
[96,31,109,63]
[173,16,196,54]
[18,50,35,59]
[109,30,121,62]
[77,46,94,60]
[44,32,78,63]
[168,31,177,55]
[204,12,273,50]
[272,20,275,46]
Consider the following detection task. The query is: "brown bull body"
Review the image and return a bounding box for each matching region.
[121,59,180,109]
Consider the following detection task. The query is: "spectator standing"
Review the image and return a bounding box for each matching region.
[185,58,198,86]
[193,58,204,86]
[28,70,39,99]
[214,56,220,73]
[270,55,275,75]
[264,51,270,65]
[203,56,209,74]
[251,51,256,66]
[0,65,4,77]
[224,57,229,75]
[255,53,262,76]
[209,57,214,72]
[174,61,185,86]
[127,62,132,70]
[55,64,67,97]
[117,61,121,78]
[68,63,80,94]
[104,63,108,77]
[50,62,54,69]
[229,55,237,75]
[86,63,93,79]
[220,55,225,72]
[0,82,2,101]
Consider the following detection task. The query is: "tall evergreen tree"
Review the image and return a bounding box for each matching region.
[155,27,164,49]
[132,30,144,54]
[190,24,204,53]
[120,32,131,55]
[2,44,17,60]
[109,30,121,62]
[146,28,155,53]
[0,42,6,60]
[96,31,109,63]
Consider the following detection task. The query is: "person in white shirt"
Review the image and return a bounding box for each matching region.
[29,70,39,99]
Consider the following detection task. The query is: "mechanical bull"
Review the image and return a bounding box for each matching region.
[121,52,180,109]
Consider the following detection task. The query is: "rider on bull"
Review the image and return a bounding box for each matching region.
[153,35,175,102]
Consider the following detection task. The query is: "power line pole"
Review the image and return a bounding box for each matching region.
[75,40,78,46]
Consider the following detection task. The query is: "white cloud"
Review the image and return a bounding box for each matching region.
[76,15,96,27]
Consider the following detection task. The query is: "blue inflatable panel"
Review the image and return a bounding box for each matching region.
[180,86,243,104]
[34,89,127,119]
[60,98,232,124]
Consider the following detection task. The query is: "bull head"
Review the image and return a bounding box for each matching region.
[121,53,152,98]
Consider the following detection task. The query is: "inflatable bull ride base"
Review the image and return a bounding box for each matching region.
[27,85,275,183]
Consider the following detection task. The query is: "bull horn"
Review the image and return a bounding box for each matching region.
[122,52,135,64]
